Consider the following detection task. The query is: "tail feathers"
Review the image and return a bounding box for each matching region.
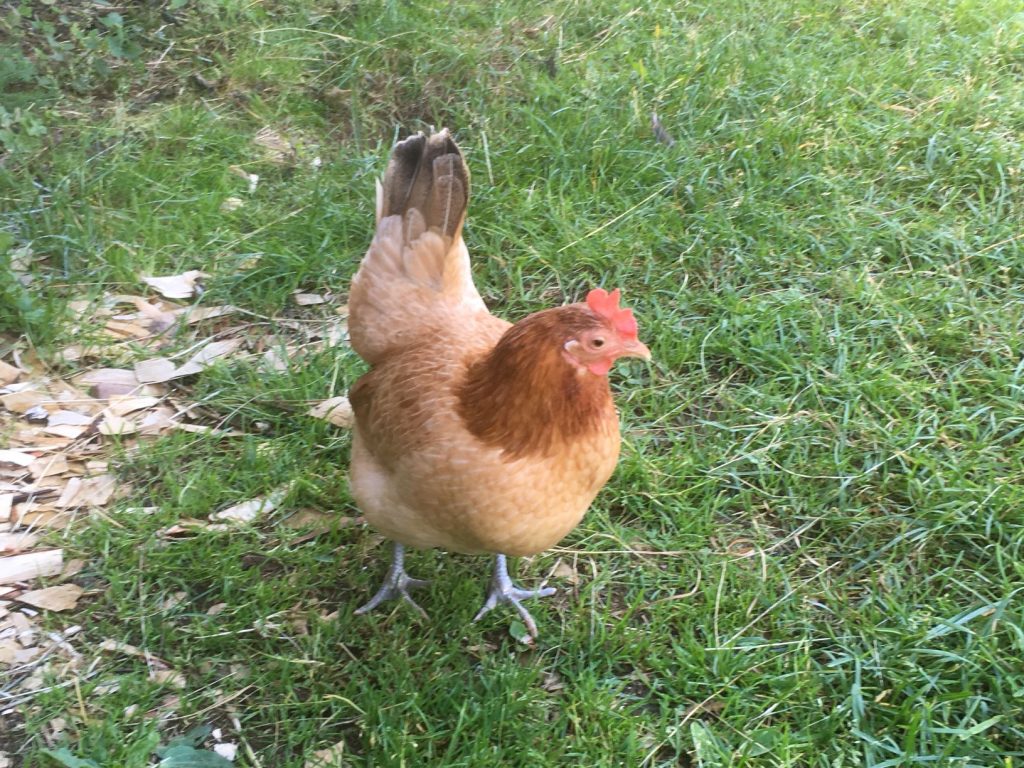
[350,129,485,364]
[381,129,469,240]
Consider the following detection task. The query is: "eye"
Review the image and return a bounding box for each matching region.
[591,337,605,349]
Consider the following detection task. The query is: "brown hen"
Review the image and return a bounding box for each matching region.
[347,130,649,637]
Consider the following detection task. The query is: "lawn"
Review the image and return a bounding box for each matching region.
[1,0,1023,765]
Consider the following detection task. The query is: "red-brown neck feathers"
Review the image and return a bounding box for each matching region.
[457,306,616,459]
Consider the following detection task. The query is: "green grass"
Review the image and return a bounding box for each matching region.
[3,0,1024,765]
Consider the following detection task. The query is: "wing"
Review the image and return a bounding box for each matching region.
[348,130,489,365]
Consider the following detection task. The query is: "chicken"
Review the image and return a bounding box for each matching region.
[347,129,650,637]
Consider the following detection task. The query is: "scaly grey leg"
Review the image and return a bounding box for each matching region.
[355,541,430,619]
[473,554,556,638]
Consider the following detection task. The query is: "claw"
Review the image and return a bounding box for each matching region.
[473,554,556,639]
[355,541,430,619]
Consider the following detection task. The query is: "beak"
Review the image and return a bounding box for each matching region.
[619,338,652,361]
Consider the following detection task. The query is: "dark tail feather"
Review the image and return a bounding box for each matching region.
[382,129,470,239]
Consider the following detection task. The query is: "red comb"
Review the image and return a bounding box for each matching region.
[586,288,638,339]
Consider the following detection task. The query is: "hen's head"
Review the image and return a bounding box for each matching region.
[562,288,651,376]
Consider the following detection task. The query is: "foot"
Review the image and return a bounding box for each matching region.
[473,554,556,639]
[355,541,430,619]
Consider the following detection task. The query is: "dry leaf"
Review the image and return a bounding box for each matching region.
[141,270,210,300]
[174,338,242,376]
[254,126,297,165]
[12,507,68,530]
[103,319,151,339]
[107,395,161,417]
[150,668,187,688]
[61,558,86,579]
[54,345,94,363]
[160,590,187,612]
[47,410,94,427]
[214,744,238,761]
[98,413,139,436]
[0,494,12,522]
[29,454,69,479]
[0,450,35,468]
[76,368,140,398]
[213,486,288,523]
[132,297,177,332]
[0,531,39,553]
[138,406,177,435]
[0,640,18,666]
[551,559,580,585]
[134,357,177,384]
[0,549,63,585]
[651,111,676,147]
[308,396,353,428]
[306,742,347,768]
[43,424,88,439]
[1,389,46,413]
[262,348,290,372]
[293,292,326,306]
[176,305,237,325]
[55,475,116,508]
[541,670,565,693]
[281,510,354,530]
[99,638,146,658]
[136,339,242,383]
[17,584,84,612]
[0,360,22,386]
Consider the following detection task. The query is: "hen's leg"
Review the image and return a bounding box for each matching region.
[473,554,556,639]
[355,541,430,619]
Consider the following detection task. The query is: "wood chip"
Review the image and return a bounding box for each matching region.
[0,549,63,585]
[308,396,353,428]
[293,292,326,306]
[16,584,84,612]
